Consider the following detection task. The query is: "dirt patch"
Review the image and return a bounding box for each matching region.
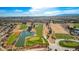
[13,25,22,34]
[43,24,49,36]
[50,23,68,34]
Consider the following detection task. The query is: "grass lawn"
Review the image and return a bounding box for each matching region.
[26,36,43,46]
[59,40,79,48]
[42,37,49,45]
[25,23,49,47]
[7,33,19,45]
[35,24,43,37]
[26,36,49,47]
[20,24,27,30]
[29,36,41,41]
[73,23,79,28]
[55,33,74,39]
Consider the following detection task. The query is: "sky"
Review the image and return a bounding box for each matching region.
[0,7,79,17]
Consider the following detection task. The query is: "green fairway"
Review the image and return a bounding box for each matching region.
[20,24,27,30]
[73,23,79,28]
[26,36,49,46]
[55,33,74,39]
[26,23,48,47]
[26,36,43,46]
[42,37,49,45]
[59,40,79,48]
[7,33,19,45]
[35,24,43,37]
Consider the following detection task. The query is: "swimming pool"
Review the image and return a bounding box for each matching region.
[15,31,34,47]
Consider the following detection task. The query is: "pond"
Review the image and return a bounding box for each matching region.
[16,31,34,47]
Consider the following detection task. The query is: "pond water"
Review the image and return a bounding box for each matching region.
[16,31,34,47]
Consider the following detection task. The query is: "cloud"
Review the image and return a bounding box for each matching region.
[22,8,44,16]
[13,9,23,13]
[22,8,61,16]
[0,7,79,16]
[63,9,79,14]
[44,11,62,16]
[11,8,79,16]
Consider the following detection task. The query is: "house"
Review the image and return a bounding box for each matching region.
[70,28,79,36]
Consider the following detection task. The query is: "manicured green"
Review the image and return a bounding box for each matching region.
[20,24,27,30]
[26,36,43,46]
[26,36,49,46]
[28,36,40,41]
[7,33,19,45]
[42,37,49,45]
[59,40,79,48]
[73,23,79,28]
[26,23,49,47]
[35,24,43,37]
[55,34,74,39]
